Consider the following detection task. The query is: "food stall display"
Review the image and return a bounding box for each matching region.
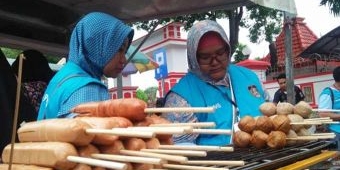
[1,98,337,169]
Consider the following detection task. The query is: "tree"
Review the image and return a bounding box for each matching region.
[1,47,21,59]
[320,0,340,16]
[1,47,60,63]
[144,86,158,107]
[233,43,249,63]
[133,5,282,55]
[136,89,148,103]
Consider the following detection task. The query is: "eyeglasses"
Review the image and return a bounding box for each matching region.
[197,46,228,65]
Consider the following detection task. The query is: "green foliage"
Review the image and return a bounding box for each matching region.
[1,47,59,63]
[1,47,22,59]
[136,89,148,102]
[242,5,283,43]
[320,0,340,16]
[233,43,249,63]
[144,86,158,103]
[133,5,282,55]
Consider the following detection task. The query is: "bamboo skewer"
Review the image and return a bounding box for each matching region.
[145,107,215,113]
[91,154,165,165]
[86,129,155,138]
[158,145,234,152]
[119,150,188,163]
[286,135,335,140]
[140,149,207,157]
[312,109,340,112]
[290,120,339,125]
[67,156,127,170]
[311,133,335,136]
[149,122,216,128]
[192,129,232,134]
[9,54,25,169]
[126,126,193,134]
[304,117,331,121]
[290,122,322,125]
[162,164,229,170]
[184,160,245,166]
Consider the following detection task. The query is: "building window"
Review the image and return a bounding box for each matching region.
[300,83,315,105]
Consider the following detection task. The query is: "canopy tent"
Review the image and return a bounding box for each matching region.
[299,25,340,61]
[0,0,295,57]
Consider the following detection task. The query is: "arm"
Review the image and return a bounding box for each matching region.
[58,83,110,118]
[318,93,340,120]
[164,92,199,145]
[272,90,280,105]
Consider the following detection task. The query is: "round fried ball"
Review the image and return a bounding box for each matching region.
[233,131,252,148]
[287,114,304,131]
[255,116,274,134]
[267,131,287,149]
[294,101,312,118]
[259,102,277,116]
[272,115,291,134]
[286,130,298,146]
[276,102,294,115]
[238,116,256,133]
[251,130,268,149]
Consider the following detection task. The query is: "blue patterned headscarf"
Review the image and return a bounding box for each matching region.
[68,12,134,78]
[186,20,230,82]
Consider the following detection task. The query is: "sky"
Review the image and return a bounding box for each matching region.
[115,0,340,90]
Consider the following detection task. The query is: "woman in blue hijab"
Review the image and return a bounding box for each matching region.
[37,12,134,120]
[164,20,266,146]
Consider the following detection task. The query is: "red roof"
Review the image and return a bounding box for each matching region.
[236,59,270,70]
[261,17,318,66]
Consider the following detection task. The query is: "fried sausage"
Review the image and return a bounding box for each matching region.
[144,138,160,149]
[0,164,53,170]
[2,142,78,170]
[17,118,94,146]
[77,144,100,157]
[71,98,148,121]
[76,117,132,145]
[123,138,146,151]
[98,140,125,154]
[73,164,92,170]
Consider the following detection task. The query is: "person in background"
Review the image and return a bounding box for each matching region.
[318,66,340,149]
[164,20,266,146]
[37,12,134,120]
[155,97,165,116]
[273,73,305,105]
[11,49,55,113]
[0,49,36,153]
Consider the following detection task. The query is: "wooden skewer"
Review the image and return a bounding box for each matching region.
[192,129,232,134]
[162,163,229,170]
[67,156,127,170]
[311,133,335,136]
[149,122,216,128]
[140,149,207,157]
[290,122,322,125]
[158,145,234,152]
[287,135,335,140]
[184,160,245,166]
[126,126,193,134]
[144,107,215,113]
[304,117,331,121]
[86,129,155,138]
[119,150,188,163]
[312,109,340,112]
[322,121,340,124]
[91,153,165,165]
